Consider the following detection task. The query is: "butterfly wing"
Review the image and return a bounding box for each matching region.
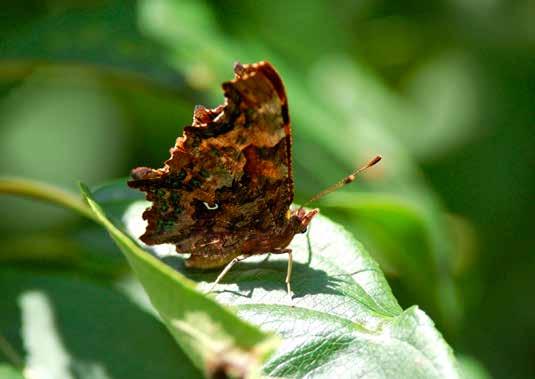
[128,62,294,256]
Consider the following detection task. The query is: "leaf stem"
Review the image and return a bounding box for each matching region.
[0,177,97,222]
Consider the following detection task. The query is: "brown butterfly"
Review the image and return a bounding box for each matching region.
[128,61,380,296]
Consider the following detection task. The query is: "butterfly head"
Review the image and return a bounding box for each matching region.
[290,207,319,234]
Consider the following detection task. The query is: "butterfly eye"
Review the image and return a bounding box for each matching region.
[203,202,219,210]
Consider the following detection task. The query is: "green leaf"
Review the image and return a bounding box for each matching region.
[0,268,201,379]
[0,364,24,379]
[92,180,461,378]
[0,229,128,278]
[79,183,279,378]
[318,191,463,328]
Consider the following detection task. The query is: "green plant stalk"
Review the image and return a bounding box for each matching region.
[0,177,97,222]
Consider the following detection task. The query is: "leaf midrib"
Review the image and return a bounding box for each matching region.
[235,303,389,335]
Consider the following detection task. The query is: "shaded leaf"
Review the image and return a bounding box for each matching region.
[0,0,184,90]
[0,229,127,278]
[0,268,201,379]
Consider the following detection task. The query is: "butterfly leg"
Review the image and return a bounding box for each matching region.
[208,255,248,293]
[286,250,293,298]
[272,248,293,298]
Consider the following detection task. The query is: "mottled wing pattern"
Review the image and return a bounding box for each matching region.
[128,62,293,261]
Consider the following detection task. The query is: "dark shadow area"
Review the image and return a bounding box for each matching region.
[162,254,351,299]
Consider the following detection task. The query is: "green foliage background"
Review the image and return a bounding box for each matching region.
[0,0,533,378]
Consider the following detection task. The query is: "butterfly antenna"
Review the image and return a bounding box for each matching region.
[299,155,382,210]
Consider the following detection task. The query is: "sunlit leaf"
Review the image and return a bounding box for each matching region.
[91,180,461,378]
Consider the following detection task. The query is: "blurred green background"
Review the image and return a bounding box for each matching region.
[0,0,533,378]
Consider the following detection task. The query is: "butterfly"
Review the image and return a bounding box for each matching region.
[128,61,380,296]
